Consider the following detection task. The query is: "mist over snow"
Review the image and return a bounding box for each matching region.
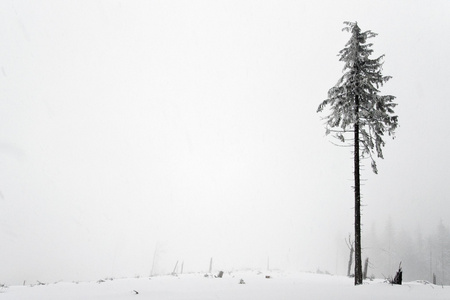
[0,0,450,286]
[2,271,450,300]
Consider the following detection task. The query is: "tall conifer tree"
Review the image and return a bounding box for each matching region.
[317,22,398,285]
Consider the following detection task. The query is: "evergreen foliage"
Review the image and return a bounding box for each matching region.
[317,21,398,174]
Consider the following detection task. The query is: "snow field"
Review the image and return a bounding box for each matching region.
[0,271,449,300]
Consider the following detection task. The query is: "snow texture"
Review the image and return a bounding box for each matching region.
[0,271,448,300]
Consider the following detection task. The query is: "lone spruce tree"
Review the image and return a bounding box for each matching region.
[317,22,398,285]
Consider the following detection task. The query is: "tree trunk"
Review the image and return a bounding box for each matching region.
[354,94,363,285]
[363,257,369,280]
[172,261,179,275]
[347,243,354,277]
[392,263,402,285]
[209,257,213,273]
[150,245,158,277]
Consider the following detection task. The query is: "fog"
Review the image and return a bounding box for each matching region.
[0,0,449,285]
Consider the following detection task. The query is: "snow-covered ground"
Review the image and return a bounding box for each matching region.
[0,271,448,300]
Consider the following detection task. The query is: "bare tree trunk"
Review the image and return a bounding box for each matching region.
[347,248,354,277]
[150,245,158,277]
[209,257,213,273]
[363,258,369,280]
[172,261,179,275]
[354,94,363,285]
[392,262,402,285]
[346,236,354,277]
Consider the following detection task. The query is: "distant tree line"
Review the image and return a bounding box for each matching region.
[362,220,450,285]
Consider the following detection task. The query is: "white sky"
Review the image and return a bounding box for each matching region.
[0,0,449,285]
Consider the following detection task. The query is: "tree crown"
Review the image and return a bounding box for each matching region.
[317,22,398,173]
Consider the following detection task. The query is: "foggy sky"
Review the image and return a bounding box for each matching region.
[0,0,449,285]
